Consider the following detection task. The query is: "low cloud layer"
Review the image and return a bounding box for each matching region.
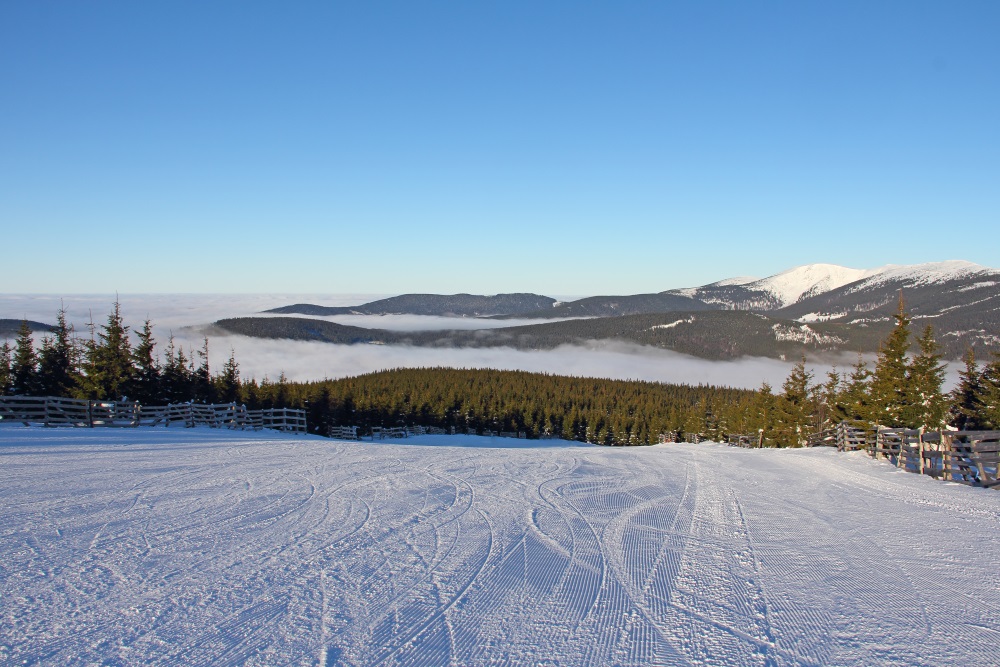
[2,294,963,391]
[168,332,836,390]
[255,313,586,331]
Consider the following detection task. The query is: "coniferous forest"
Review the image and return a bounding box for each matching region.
[2,300,999,446]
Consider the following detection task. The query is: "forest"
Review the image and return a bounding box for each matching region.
[3,300,999,446]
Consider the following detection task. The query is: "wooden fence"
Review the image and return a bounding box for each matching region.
[0,396,307,434]
[870,428,1000,488]
[805,422,871,451]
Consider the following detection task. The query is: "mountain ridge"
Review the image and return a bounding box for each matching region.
[252,260,1000,357]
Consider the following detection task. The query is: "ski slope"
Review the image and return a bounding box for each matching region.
[2,428,998,666]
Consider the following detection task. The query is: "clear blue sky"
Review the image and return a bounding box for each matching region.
[2,1,998,295]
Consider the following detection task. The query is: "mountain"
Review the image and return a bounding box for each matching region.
[668,264,873,311]
[265,293,556,317]
[775,261,1000,354]
[494,292,716,319]
[246,260,999,359]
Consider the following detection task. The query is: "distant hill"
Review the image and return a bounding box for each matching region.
[493,292,716,319]
[265,293,556,317]
[215,311,901,361]
[250,260,1000,359]
[216,317,400,345]
[0,319,53,338]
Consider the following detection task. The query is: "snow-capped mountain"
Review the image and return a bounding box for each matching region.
[777,260,1000,329]
[252,260,999,359]
[668,264,873,310]
[666,260,998,313]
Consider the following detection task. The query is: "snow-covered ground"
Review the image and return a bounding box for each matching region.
[2,427,998,666]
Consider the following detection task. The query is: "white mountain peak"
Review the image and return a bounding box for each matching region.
[860,260,991,286]
[747,263,869,307]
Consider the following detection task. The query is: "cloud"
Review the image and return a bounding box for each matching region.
[254,313,587,331]
[2,294,965,391]
[164,333,809,389]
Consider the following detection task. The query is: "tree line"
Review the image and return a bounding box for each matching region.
[3,298,998,445]
[0,303,255,407]
[744,297,1000,446]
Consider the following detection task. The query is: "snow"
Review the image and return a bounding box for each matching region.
[670,261,998,310]
[744,264,870,307]
[863,260,991,285]
[771,323,845,345]
[709,276,759,286]
[648,317,694,330]
[796,312,848,323]
[2,427,998,666]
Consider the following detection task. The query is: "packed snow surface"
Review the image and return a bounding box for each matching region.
[2,428,999,666]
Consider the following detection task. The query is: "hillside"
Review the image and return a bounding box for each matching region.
[493,292,716,319]
[265,293,556,317]
[240,260,1000,359]
[0,319,54,338]
[215,311,901,360]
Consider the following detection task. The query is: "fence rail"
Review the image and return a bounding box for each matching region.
[871,428,1000,488]
[0,396,307,434]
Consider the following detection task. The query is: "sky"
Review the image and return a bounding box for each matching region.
[2,1,998,296]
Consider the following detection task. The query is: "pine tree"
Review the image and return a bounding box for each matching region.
[774,358,814,447]
[907,325,947,428]
[0,341,12,395]
[215,349,241,403]
[11,320,40,395]
[192,338,213,402]
[752,381,777,446]
[839,354,873,426]
[870,294,912,427]
[818,369,841,431]
[37,307,80,397]
[161,334,192,403]
[129,319,160,404]
[949,348,984,430]
[979,353,1000,429]
[87,301,134,400]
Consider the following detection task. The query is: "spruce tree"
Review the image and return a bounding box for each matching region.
[979,353,1000,429]
[0,341,12,395]
[907,325,947,428]
[161,335,193,403]
[87,301,134,400]
[774,358,814,447]
[37,307,80,398]
[215,349,241,403]
[839,354,873,426]
[870,295,912,427]
[130,319,160,404]
[193,338,213,402]
[949,348,984,430]
[818,369,841,430]
[753,381,777,446]
[11,320,40,395]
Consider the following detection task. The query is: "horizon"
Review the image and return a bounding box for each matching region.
[1,257,996,300]
[3,3,998,294]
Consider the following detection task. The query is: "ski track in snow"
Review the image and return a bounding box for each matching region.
[1,429,999,666]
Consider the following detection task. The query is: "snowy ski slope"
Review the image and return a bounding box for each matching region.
[1,427,999,666]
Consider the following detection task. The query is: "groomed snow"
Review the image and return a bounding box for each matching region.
[2,427,998,666]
